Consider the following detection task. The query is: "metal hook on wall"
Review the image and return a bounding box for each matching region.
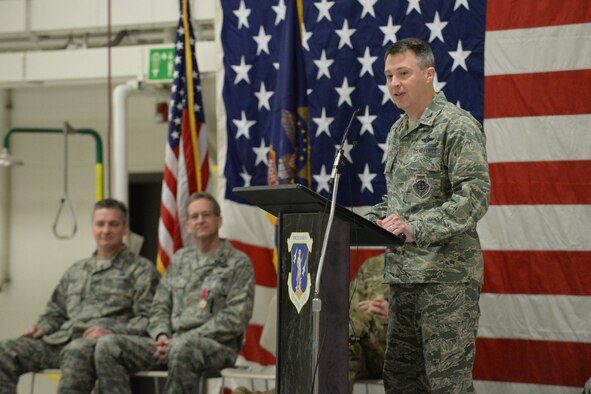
[52,122,78,239]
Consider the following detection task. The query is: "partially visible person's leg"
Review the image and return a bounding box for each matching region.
[420,282,481,394]
[94,335,155,394]
[164,334,236,394]
[383,284,424,394]
[58,338,98,394]
[0,337,61,394]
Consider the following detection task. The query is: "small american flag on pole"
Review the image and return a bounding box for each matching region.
[157,0,209,274]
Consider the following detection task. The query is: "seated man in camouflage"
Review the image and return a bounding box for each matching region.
[95,192,255,394]
[0,199,160,394]
[233,253,388,394]
[348,253,388,389]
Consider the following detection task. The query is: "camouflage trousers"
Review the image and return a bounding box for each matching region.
[0,336,98,394]
[94,333,237,394]
[384,282,481,394]
[348,312,387,393]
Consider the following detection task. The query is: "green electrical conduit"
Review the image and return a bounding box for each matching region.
[0,123,104,239]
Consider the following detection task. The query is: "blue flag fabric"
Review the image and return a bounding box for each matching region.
[221,0,484,206]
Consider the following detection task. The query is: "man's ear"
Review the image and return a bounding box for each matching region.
[425,66,435,83]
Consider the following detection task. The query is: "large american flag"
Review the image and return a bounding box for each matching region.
[217,0,591,392]
[156,0,210,274]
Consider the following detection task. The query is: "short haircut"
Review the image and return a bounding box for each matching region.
[384,37,435,69]
[186,192,221,217]
[93,198,128,224]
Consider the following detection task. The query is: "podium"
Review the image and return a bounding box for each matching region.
[233,184,404,394]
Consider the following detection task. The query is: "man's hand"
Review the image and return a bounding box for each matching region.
[20,324,44,339]
[377,214,415,243]
[358,296,389,320]
[83,326,114,339]
[154,334,171,365]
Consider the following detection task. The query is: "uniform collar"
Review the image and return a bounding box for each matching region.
[398,92,447,139]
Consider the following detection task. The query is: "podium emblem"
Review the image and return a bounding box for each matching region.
[287,232,313,314]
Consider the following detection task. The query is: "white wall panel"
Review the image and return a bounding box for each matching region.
[0,0,26,34]
[29,0,214,33]
[26,46,145,82]
[0,53,24,83]
[0,42,216,87]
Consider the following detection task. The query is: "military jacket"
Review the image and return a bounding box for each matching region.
[37,247,160,344]
[366,93,490,284]
[349,254,389,336]
[148,240,255,353]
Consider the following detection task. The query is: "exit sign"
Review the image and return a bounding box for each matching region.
[148,48,175,81]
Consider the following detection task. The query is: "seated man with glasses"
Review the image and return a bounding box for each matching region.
[94,192,255,394]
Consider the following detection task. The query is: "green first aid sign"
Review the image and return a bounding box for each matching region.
[148,48,175,81]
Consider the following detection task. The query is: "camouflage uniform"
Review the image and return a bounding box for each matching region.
[0,247,159,394]
[366,93,490,393]
[95,239,255,394]
[348,254,388,393]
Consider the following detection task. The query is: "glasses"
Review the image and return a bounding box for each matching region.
[187,211,217,221]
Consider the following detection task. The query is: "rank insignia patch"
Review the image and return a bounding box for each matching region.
[413,174,431,198]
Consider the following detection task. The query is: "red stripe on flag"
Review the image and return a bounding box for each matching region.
[474,337,591,387]
[486,0,591,31]
[230,240,277,287]
[482,250,591,296]
[240,324,276,366]
[349,248,385,281]
[484,70,591,119]
[489,161,591,205]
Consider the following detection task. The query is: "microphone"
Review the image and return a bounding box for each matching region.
[330,108,361,182]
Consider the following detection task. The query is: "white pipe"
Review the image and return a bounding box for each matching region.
[112,80,141,206]
[0,89,11,289]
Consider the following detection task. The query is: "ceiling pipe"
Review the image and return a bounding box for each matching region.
[0,89,10,290]
[112,80,142,207]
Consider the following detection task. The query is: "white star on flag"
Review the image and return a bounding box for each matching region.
[231,56,252,85]
[336,20,356,49]
[426,11,448,43]
[252,140,270,166]
[313,108,334,137]
[255,82,274,111]
[314,0,335,22]
[378,142,387,163]
[433,73,447,92]
[406,0,421,15]
[380,15,401,46]
[334,140,354,163]
[358,106,377,135]
[233,0,251,29]
[314,50,334,79]
[301,24,312,51]
[454,0,469,11]
[313,165,332,193]
[253,26,272,55]
[240,166,252,187]
[335,77,355,106]
[358,0,377,18]
[378,84,391,105]
[358,164,377,193]
[449,40,471,71]
[233,111,255,139]
[357,47,377,77]
[272,0,286,25]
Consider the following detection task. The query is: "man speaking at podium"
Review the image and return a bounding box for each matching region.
[365,38,490,393]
